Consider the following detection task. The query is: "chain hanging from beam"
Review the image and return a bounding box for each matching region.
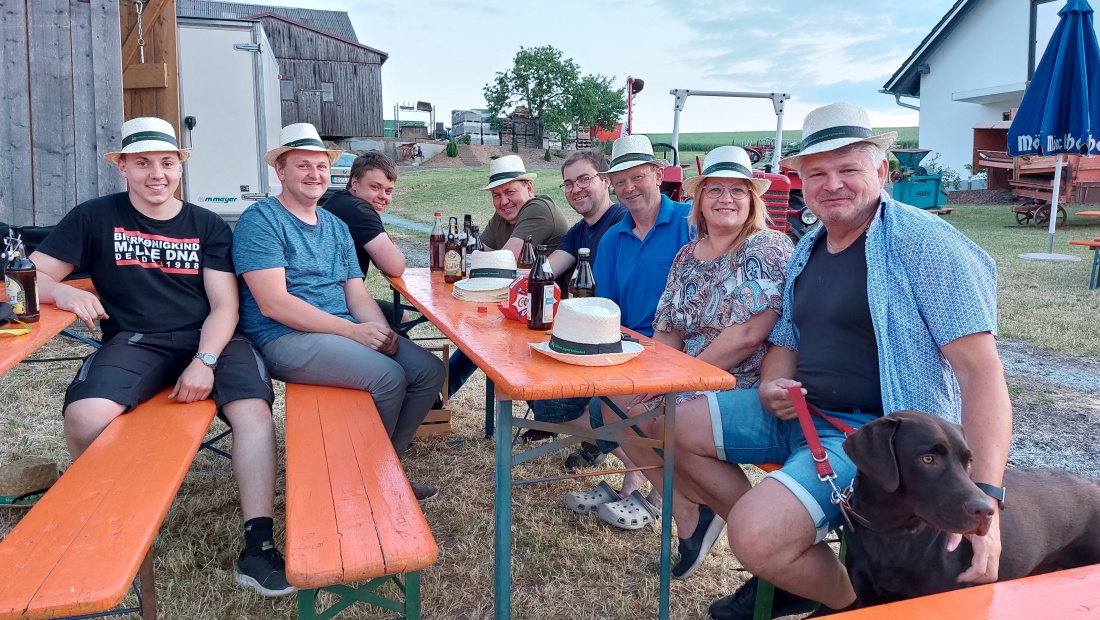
[134,0,147,63]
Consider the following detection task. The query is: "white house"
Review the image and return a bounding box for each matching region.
[882,0,1090,178]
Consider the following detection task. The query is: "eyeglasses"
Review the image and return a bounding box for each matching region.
[703,185,750,200]
[560,174,597,192]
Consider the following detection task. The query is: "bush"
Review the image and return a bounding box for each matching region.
[446,140,458,157]
[552,150,567,158]
[544,149,552,161]
[462,134,472,145]
[511,133,519,153]
[490,154,501,160]
[921,152,962,190]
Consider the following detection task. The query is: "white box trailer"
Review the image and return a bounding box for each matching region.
[177,18,281,222]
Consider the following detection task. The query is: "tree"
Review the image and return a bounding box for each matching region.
[484,45,624,144]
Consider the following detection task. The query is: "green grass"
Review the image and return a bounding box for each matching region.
[388,167,1100,356]
[643,127,919,153]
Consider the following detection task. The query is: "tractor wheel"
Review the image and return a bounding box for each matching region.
[746,148,763,165]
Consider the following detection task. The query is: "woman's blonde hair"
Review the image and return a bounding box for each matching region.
[688,178,772,252]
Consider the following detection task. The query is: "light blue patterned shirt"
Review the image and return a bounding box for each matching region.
[768,191,998,423]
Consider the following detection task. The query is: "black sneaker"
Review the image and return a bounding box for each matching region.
[708,576,820,620]
[564,442,607,470]
[235,544,296,597]
[519,429,555,442]
[411,481,438,502]
[672,504,725,579]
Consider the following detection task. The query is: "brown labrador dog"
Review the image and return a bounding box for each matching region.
[839,410,1100,608]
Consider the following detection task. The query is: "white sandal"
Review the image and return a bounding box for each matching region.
[564,481,621,515]
[597,490,662,530]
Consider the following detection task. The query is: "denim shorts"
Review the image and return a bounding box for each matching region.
[708,389,879,543]
[530,397,588,423]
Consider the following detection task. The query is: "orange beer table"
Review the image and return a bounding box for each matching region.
[0,279,96,375]
[388,268,736,620]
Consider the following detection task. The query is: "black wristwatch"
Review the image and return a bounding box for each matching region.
[194,352,218,369]
[975,482,1006,510]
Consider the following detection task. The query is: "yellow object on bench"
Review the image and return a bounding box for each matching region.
[284,384,438,620]
[0,391,216,620]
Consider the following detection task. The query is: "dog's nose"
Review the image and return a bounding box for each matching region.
[965,496,995,519]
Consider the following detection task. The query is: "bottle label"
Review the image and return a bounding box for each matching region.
[444,250,462,275]
[5,275,25,314]
[543,284,556,317]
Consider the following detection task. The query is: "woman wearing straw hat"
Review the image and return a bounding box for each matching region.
[569,147,793,578]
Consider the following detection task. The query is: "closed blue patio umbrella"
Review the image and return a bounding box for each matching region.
[1007,0,1100,260]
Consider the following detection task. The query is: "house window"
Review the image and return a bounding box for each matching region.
[280,79,294,101]
[321,82,334,102]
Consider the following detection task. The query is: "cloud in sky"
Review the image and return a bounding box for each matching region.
[262,0,958,132]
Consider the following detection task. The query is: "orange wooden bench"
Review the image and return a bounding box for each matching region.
[284,384,438,620]
[0,391,216,620]
[1069,239,1100,289]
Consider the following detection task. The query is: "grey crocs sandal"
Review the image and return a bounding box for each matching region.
[597,490,662,530]
[564,480,621,515]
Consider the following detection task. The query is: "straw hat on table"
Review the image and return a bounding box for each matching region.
[530,298,644,366]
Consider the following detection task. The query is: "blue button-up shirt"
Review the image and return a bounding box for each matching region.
[594,195,693,337]
[769,191,998,423]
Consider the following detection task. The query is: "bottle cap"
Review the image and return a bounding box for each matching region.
[578,248,590,257]
[434,211,442,216]
[477,305,488,313]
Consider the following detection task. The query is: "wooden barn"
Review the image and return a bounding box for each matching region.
[177,1,389,140]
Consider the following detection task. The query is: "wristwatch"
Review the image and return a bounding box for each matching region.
[975,482,1006,510]
[194,352,218,369]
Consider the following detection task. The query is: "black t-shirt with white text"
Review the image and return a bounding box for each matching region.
[36,193,234,341]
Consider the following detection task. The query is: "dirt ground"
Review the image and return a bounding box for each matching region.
[420,144,573,170]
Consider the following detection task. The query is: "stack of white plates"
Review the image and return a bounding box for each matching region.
[453,277,510,303]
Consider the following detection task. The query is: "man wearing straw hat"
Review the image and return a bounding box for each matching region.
[31,117,292,597]
[649,102,1010,619]
[446,154,569,399]
[232,123,445,502]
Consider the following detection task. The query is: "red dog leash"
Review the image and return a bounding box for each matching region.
[785,386,866,526]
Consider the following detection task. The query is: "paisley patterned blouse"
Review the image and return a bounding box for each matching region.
[653,229,793,388]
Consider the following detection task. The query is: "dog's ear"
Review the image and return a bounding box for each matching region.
[842,416,901,492]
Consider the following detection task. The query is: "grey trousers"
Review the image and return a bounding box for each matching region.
[262,331,445,455]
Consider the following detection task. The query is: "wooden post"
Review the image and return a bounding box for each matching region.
[119,0,180,142]
[138,547,157,620]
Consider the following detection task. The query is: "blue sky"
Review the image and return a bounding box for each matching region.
[278,0,963,132]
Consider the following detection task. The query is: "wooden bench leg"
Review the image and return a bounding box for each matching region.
[296,573,421,620]
[1091,249,1100,289]
[139,548,157,620]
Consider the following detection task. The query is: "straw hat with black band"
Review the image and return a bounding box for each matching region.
[104,117,191,164]
[599,135,669,176]
[264,123,342,167]
[682,146,770,197]
[530,298,644,366]
[779,102,897,170]
[481,155,537,191]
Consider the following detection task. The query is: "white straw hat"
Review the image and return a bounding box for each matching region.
[453,250,518,302]
[530,298,644,366]
[779,102,897,169]
[264,123,342,166]
[682,146,771,196]
[104,117,190,164]
[600,135,669,176]
[482,155,537,191]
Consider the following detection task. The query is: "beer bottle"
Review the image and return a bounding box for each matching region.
[444,218,464,283]
[429,212,446,272]
[569,248,596,298]
[465,225,482,277]
[518,234,537,271]
[4,228,40,322]
[527,245,555,330]
[463,214,472,241]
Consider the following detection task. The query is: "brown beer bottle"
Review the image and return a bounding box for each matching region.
[429,212,446,272]
[465,225,482,276]
[569,248,596,298]
[518,234,536,270]
[444,218,464,283]
[527,245,554,330]
[4,228,40,322]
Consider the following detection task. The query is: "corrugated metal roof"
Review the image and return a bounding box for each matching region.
[177,0,358,42]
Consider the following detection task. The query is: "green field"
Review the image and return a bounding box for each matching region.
[642,127,920,153]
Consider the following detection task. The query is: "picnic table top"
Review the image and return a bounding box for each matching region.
[0,279,95,375]
[829,563,1100,619]
[388,268,737,401]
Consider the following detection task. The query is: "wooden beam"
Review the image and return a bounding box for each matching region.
[120,0,169,70]
[122,63,168,89]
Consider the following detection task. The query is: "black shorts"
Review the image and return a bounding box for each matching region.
[64,330,274,412]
